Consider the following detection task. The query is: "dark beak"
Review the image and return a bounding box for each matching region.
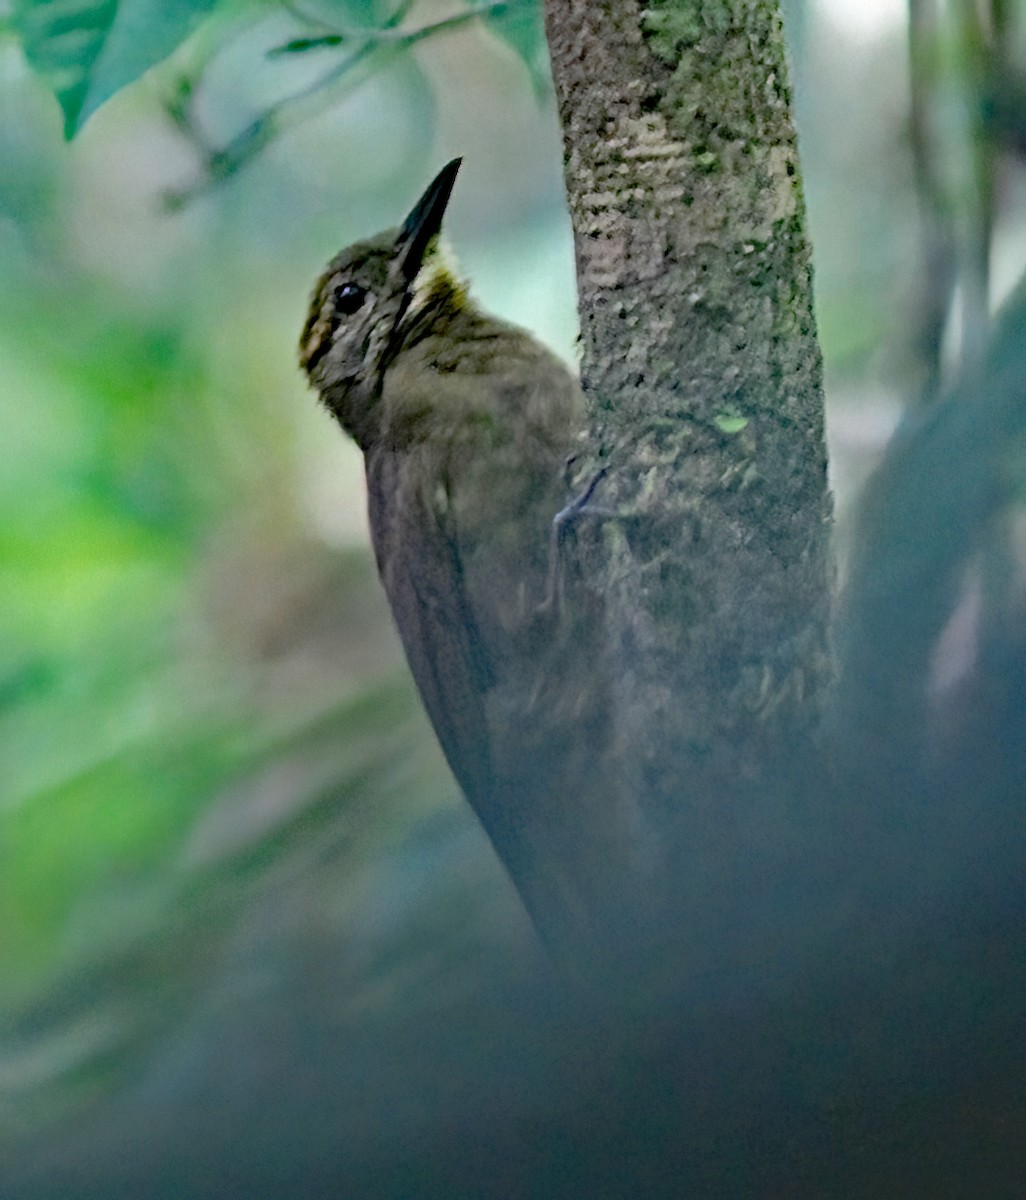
[396,157,462,283]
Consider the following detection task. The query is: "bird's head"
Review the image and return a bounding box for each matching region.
[299,158,462,447]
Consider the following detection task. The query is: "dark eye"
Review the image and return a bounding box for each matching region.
[334,283,366,315]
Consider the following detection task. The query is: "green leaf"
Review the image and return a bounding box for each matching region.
[714,413,748,434]
[267,35,346,57]
[292,0,404,30]
[337,0,398,26]
[12,0,218,138]
[482,0,550,98]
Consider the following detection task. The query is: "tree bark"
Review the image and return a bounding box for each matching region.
[542,0,833,918]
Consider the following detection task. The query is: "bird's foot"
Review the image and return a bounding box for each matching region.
[539,467,614,615]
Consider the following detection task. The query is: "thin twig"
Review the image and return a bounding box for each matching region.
[165,0,506,208]
[907,0,955,404]
[269,1,507,55]
[953,0,995,373]
[279,0,421,37]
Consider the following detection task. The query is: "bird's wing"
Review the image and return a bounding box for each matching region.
[364,445,498,809]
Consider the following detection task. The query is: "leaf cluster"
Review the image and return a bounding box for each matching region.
[7,0,549,197]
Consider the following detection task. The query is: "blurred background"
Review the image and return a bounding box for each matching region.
[1,0,1025,1193]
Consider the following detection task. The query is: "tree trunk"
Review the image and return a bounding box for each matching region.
[541,0,834,963]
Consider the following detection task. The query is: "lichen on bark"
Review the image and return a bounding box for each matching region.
[543,0,834,833]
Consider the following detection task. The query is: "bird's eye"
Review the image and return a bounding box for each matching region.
[334,283,366,315]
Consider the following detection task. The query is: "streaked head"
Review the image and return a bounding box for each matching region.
[299,159,462,445]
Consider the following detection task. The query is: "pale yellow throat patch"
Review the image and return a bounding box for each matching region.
[407,237,468,317]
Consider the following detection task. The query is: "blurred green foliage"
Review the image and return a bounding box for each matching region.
[13,0,216,136]
[2,0,1025,1190]
[11,0,547,154]
[0,2,553,1152]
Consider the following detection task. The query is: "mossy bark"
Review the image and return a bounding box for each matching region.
[543,0,833,842]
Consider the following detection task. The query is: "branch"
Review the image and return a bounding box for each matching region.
[163,1,507,208]
[834,275,1026,763]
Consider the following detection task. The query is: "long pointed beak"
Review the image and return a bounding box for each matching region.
[396,157,462,283]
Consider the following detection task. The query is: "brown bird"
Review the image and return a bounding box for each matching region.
[299,159,623,945]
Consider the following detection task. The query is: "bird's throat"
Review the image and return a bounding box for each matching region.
[405,241,467,325]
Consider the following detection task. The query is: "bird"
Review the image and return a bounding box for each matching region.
[298,159,621,945]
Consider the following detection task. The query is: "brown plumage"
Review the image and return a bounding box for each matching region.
[299,161,615,939]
